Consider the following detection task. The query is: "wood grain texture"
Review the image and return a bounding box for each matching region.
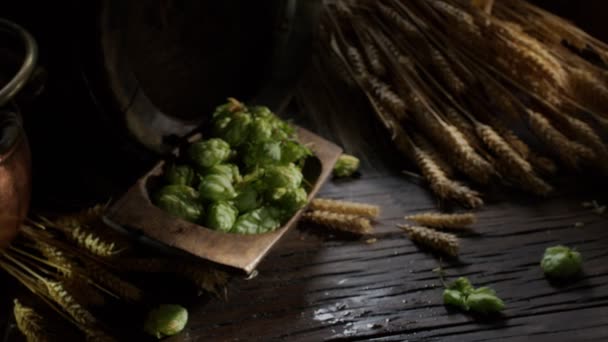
[156,72,608,341]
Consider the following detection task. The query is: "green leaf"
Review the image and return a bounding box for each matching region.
[466,292,505,314]
[448,277,474,295]
[443,289,468,311]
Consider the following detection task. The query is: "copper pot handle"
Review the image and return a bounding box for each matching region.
[0,18,38,107]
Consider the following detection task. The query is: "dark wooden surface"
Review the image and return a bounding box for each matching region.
[3,79,608,342]
[155,77,607,340]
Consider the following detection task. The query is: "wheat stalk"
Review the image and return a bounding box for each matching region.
[430,47,466,94]
[410,139,483,208]
[45,280,97,326]
[302,210,374,235]
[364,75,408,121]
[398,224,459,257]
[54,203,108,229]
[361,33,387,76]
[70,226,122,258]
[405,212,476,230]
[13,299,51,342]
[310,198,381,218]
[527,109,595,168]
[82,260,143,302]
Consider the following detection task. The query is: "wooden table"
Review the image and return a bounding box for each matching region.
[3,95,608,341]
[173,96,607,341]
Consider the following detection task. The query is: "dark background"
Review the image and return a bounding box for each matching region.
[0,0,605,209]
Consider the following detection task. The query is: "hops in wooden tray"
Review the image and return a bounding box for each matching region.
[405,212,476,230]
[398,225,459,257]
[302,211,373,236]
[310,198,380,218]
[152,99,313,235]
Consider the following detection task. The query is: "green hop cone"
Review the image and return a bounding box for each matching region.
[234,183,261,213]
[188,138,232,169]
[261,164,303,190]
[155,185,199,202]
[202,164,242,184]
[541,245,582,279]
[154,185,203,223]
[268,187,308,219]
[244,141,282,169]
[250,106,273,119]
[199,174,237,202]
[206,201,238,232]
[212,116,232,138]
[333,154,360,178]
[231,207,282,234]
[165,165,196,186]
[281,140,312,166]
[465,288,505,314]
[219,111,252,147]
[144,304,188,339]
[249,117,273,143]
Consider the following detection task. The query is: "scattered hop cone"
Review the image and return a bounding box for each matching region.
[541,245,582,279]
[199,174,237,202]
[144,304,188,339]
[165,165,196,186]
[333,154,360,178]
[206,201,238,232]
[188,138,232,169]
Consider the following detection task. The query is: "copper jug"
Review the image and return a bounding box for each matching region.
[0,18,37,247]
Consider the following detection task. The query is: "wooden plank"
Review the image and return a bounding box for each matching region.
[166,166,608,341]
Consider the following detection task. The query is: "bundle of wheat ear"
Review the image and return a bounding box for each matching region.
[1,205,229,341]
[299,0,608,208]
[302,198,380,236]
